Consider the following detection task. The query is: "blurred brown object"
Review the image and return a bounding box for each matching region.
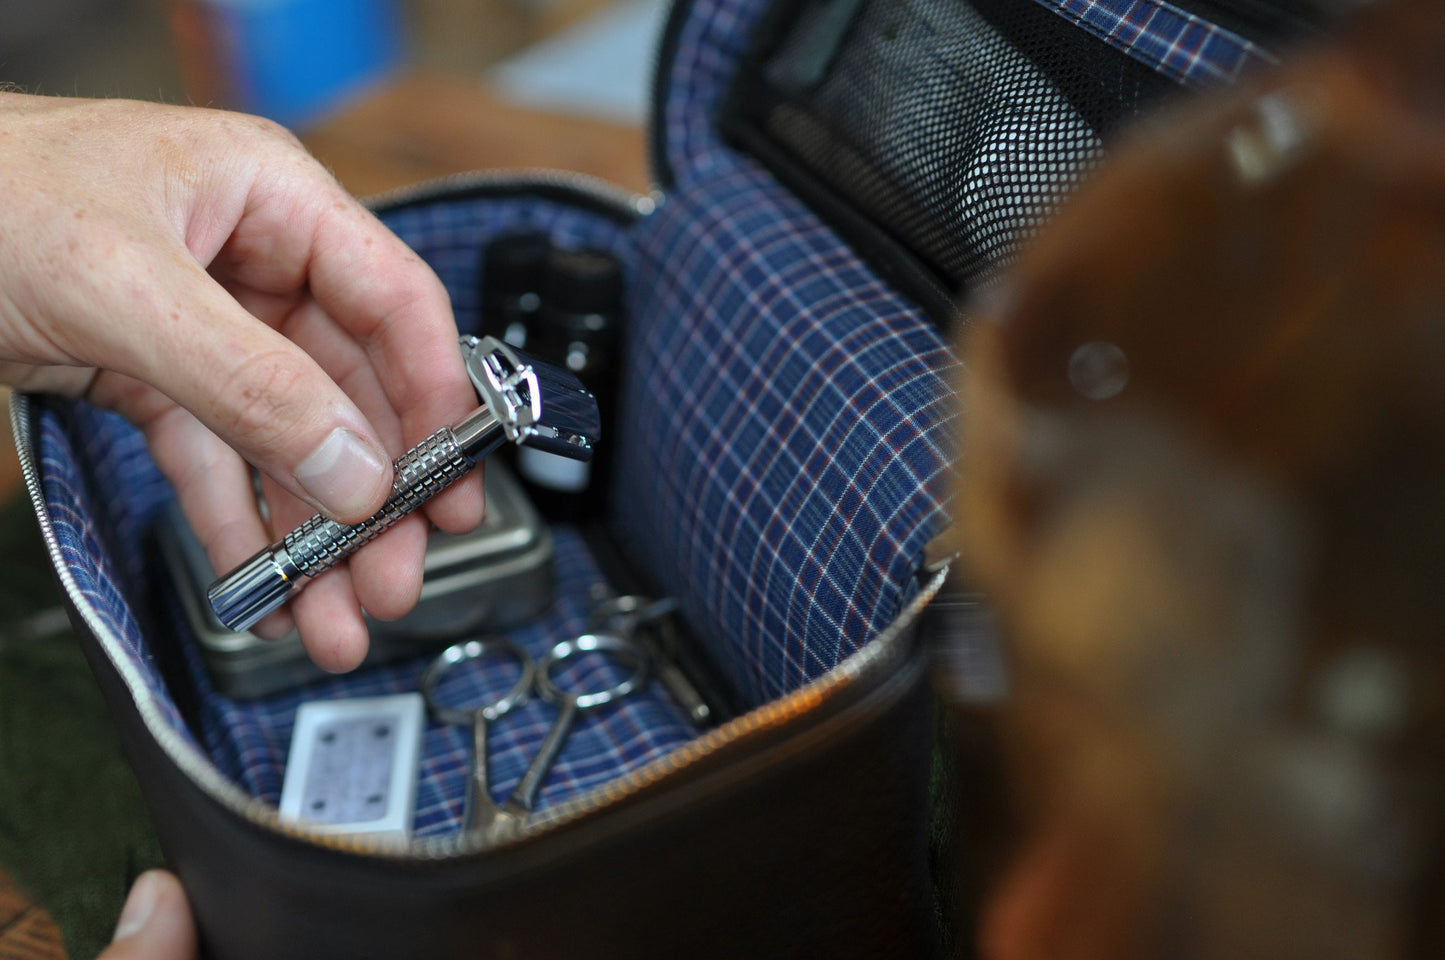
[952,1,1445,958]
[0,867,64,960]
[299,73,651,199]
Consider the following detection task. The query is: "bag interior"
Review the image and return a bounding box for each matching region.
[32,174,953,840]
[27,0,1285,841]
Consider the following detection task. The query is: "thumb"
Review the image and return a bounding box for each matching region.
[99,871,198,960]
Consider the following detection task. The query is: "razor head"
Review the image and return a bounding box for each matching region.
[462,335,601,460]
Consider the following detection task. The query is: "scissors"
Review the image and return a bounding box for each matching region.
[422,633,650,844]
[586,594,712,726]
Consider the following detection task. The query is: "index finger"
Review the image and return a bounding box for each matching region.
[316,209,487,533]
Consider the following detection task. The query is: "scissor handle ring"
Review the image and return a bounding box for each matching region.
[586,595,681,659]
[586,595,679,632]
[422,637,535,726]
[537,633,650,710]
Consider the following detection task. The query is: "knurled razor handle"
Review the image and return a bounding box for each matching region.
[208,336,600,633]
[285,428,474,572]
[208,416,502,633]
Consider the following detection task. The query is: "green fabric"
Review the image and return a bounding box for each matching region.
[0,492,163,959]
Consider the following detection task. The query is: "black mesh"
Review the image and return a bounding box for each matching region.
[726,0,1181,319]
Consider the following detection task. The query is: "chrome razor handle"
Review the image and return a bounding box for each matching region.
[207,336,600,633]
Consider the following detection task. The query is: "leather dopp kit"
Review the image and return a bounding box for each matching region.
[12,0,1306,955]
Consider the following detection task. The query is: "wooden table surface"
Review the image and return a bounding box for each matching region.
[0,72,647,960]
[303,72,651,199]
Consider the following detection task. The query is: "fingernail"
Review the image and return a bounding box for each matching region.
[112,872,160,942]
[294,427,388,519]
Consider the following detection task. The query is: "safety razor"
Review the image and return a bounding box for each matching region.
[208,335,600,632]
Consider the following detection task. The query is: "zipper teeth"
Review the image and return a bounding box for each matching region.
[9,394,280,827]
[362,168,658,217]
[12,393,944,861]
[647,0,689,193]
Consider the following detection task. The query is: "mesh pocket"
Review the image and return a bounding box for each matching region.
[726,0,1181,316]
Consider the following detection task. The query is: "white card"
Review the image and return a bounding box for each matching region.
[278,693,425,840]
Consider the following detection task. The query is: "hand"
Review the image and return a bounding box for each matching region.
[0,93,485,671]
[99,871,196,960]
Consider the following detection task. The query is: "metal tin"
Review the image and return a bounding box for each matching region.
[154,462,554,699]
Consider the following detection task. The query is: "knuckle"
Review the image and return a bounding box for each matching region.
[215,350,311,455]
[251,114,307,155]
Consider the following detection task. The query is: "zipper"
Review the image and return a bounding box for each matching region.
[9,394,283,832]
[12,390,947,861]
[363,168,658,220]
[647,0,695,194]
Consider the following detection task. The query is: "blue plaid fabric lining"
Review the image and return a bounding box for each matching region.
[660,0,770,189]
[614,164,957,706]
[33,168,955,827]
[644,0,958,706]
[39,404,184,724]
[1032,0,1276,87]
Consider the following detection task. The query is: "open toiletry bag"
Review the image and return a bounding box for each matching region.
[12,0,1309,955]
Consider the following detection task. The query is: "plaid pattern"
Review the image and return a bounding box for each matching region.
[645,0,958,706]
[1034,0,1276,87]
[614,164,957,706]
[385,182,954,710]
[161,526,698,838]
[660,0,773,189]
[38,403,185,728]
